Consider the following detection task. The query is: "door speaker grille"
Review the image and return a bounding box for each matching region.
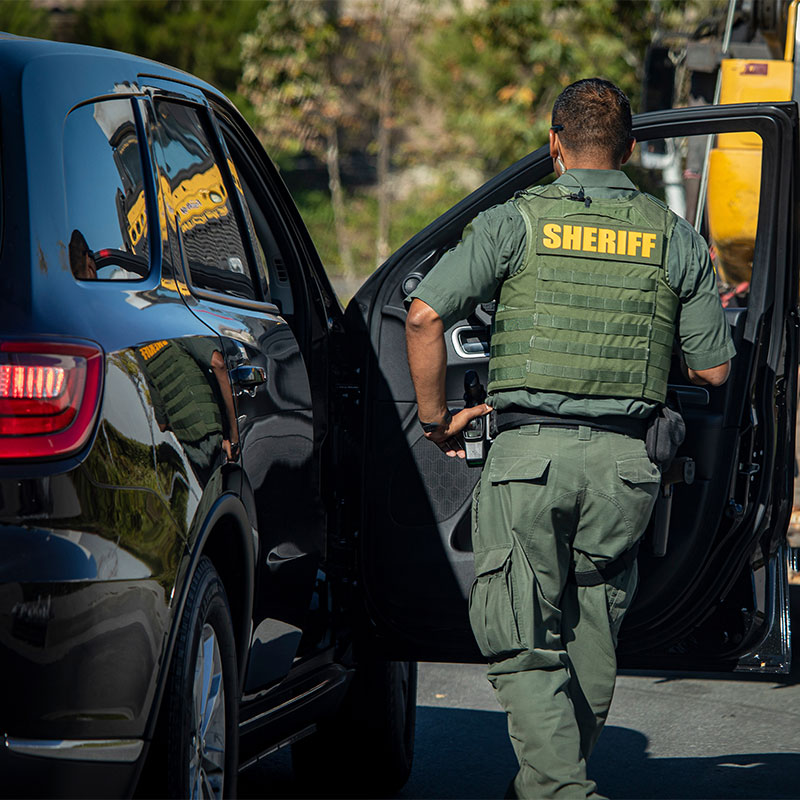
[390,436,479,525]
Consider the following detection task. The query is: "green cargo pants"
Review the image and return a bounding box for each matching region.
[469,424,660,799]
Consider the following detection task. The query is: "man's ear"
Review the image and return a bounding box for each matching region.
[549,128,559,159]
[621,137,636,165]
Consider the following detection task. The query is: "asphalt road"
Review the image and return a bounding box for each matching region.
[241,585,800,799]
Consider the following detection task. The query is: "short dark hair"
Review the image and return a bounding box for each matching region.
[551,78,633,164]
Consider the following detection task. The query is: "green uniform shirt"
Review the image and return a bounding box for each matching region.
[409,169,736,419]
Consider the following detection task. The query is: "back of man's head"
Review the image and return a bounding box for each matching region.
[551,78,632,165]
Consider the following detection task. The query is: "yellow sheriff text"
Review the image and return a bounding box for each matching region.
[541,223,658,259]
[139,340,169,361]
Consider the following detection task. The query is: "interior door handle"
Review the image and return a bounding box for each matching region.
[230,365,267,393]
[452,326,490,359]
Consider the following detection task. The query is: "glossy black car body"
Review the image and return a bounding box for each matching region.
[0,33,797,799]
[0,35,357,796]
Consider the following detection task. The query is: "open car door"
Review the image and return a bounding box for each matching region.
[348,102,798,673]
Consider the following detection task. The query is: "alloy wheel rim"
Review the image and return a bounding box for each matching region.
[189,622,226,799]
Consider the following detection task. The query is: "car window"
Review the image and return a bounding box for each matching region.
[152,100,257,302]
[626,130,763,308]
[223,153,271,301]
[219,126,297,317]
[63,98,150,281]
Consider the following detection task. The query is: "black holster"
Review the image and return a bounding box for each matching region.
[646,401,694,557]
[645,403,685,469]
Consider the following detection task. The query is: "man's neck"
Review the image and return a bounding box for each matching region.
[563,161,621,171]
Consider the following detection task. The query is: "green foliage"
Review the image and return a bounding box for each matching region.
[71,0,261,121]
[240,1,353,159]
[417,0,689,172]
[294,176,470,279]
[0,0,52,38]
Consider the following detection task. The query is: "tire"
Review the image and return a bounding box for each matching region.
[292,657,417,797]
[164,557,239,799]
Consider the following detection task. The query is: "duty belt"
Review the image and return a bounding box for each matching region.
[494,408,648,439]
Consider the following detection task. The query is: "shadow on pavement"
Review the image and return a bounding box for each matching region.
[591,726,800,799]
[239,704,800,800]
[405,707,800,800]
[399,706,516,798]
[240,585,800,798]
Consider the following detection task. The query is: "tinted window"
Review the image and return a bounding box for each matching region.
[221,126,299,316]
[627,131,764,308]
[154,101,255,301]
[64,99,150,280]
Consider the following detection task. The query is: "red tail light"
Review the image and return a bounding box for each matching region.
[0,341,104,459]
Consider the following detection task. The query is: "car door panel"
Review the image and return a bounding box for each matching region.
[353,103,798,671]
[145,87,323,694]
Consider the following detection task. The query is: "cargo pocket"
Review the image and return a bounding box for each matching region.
[615,455,661,547]
[468,545,524,659]
[489,456,551,484]
[616,456,661,485]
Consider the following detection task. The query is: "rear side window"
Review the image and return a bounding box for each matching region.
[153,101,256,301]
[63,99,150,280]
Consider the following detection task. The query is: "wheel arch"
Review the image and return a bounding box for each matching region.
[143,492,256,741]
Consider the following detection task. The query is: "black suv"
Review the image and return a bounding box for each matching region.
[0,34,797,799]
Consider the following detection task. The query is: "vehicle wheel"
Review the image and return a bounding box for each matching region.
[292,657,417,797]
[165,557,239,799]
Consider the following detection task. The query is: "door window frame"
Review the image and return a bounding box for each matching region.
[143,87,279,314]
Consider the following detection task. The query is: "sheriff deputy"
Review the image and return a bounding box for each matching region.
[405,78,735,799]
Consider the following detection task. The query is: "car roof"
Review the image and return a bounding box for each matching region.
[0,32,224,100]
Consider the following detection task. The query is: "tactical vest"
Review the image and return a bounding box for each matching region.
[488,186,680,403]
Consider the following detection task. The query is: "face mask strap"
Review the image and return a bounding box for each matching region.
[551,124,566,174]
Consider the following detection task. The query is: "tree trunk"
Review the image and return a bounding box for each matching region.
[326,129,354,277]
[375,11,392,266]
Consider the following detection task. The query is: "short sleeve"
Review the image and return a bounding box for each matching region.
[669,220,736,370]
[407,203,526,329]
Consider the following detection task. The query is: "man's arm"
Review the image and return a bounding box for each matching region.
[687,361,730,387]
[406,299,491,458]
[670,221,736,389]
[404,206,524,458]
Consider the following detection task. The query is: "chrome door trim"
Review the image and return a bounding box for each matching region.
[451,325,490,359]
[4,735,143,763]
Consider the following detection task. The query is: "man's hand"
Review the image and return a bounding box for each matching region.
[422,404,493,458]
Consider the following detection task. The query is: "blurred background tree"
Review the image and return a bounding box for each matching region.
[0,0,51,38]
[70,0,261,122]
[417,0,688,173]
[240,1,361,275]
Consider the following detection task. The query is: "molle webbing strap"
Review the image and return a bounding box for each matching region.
[527,361,646,384]
[487,365,670,399]
[534,290,655,316]
[488,364,527,382]
[490,362,647,385]
[491,337,673,371]
[494,313,675,346]
[537,266,658,292]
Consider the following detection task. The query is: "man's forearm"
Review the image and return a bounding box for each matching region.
[406,301,448,422]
